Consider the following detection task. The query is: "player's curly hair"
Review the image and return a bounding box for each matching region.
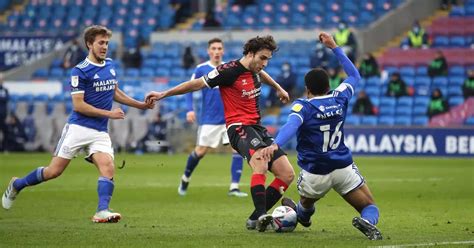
[242,35,278,55]
[304,68,330,96]
[83,25,112,50]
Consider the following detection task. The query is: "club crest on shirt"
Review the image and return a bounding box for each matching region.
[292,103,303,112]
[110,69,116,76]
[71,76,79,87]
[318,105,326,112]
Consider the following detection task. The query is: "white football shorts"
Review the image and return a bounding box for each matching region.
[53,124,114,161]
[196,124,229,148]
[297,163,365,199]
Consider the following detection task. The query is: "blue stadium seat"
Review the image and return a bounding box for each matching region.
[413,105,427,116]
[414,76,431,87]
[396,106,413,116]
[414,96,430,107]
[366,76,380,86]
[447,87,463,97]
[449,76,465,87]
[365,86,381,97]
[397,96,413,107]
[433,36,449,47]
[361,116,378,126]
[465,117,474,125]
[448,96,464,106]
[379,97,396,107]
[140,67,155,77]
[378,115,395,126]
[400,66,416,77]
[345,115,361,125]
[126,68,140,78]
[413,116,429,126]
[432,77,448,87]
[379,105,395,115]
[394,116,412,126]
[449,66,466,77]
[416,66,428,76]
[33,68,49,78]
[450,36,466,47]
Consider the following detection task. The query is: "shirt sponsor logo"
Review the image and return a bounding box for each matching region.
[292,103,303,112]
[71,76,79,87]
[241,87,261,99]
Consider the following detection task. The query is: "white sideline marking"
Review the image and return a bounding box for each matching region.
[370,240,474,248]
[369,177,448,183]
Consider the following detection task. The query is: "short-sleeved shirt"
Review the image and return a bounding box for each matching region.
[202,60,262,127]
[187,61,225,125]
[290,82,355,175]
[68,57,118,132]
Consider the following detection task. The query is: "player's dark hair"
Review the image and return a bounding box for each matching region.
[242,35,277,55]
[83,25,112,50]
[304,68,330,95]
[208,38,223,47]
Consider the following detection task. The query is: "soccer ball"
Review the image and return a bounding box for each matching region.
[271,206,297,232]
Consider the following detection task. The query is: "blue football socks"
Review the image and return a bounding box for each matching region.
[361,204,379,225]
[97,177,114,212]
[297,201,315,222]
[13,167,45,191]
[230,152,243,184]
[184,151,202,178]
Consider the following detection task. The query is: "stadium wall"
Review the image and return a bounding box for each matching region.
[344,127,474,157]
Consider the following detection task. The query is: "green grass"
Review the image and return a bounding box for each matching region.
[0,153,473,247]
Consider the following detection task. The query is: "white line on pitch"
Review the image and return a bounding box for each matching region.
[369,240,474,248]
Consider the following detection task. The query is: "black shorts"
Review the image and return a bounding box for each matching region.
[227,124,286,169]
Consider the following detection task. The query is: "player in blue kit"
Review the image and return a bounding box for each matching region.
[260,32,382,240]
[1,25,154,223]
[179,38,247,197]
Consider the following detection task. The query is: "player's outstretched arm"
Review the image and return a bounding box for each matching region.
[146,77,207,102]
[72,93,124,119]
[114,87,155,110]
[260,70,290,104]
[319,32,361,85]
[260,113,302,161]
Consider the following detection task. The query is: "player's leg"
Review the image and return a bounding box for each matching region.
[90,152,121,223]
[2,157,71,209]
[282,169,330,227]
[228,148,246,197]
[2,123,79,210]
[337,164,382,240]
[264,154,294,210]
[178,145,209,196]
[87,131,121,223]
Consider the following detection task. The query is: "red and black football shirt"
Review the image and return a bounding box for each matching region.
[202,60,262,127]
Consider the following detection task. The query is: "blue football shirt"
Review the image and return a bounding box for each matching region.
[68,57,117,132]
[275,47,360,175]
[185,61,225,125]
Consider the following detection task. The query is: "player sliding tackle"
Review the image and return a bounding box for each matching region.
[260,32,383,240]
[146,35,295,232]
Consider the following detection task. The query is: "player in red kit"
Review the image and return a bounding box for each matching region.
[146,36,295,232]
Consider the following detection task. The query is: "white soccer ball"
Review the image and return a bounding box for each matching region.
[272,206,297,232]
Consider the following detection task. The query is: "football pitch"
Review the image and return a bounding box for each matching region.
[0,153,473,247]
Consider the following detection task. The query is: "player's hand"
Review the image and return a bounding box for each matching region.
[141,100,155,110]
[186,111,196,123]
[277,88,290,104]
[146,91,165,102]
[109,108,125,119]
[259,144,279,162]
[319,32,337,49]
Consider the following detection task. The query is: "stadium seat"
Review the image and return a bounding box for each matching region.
[465,116,474,125]
[378,115,395,126]
[262,115,278,126]
[361,116,378,126]
[416,66,428,76]
[394,116,411,126]
[345,115,361,125]
[395,106,413,116]
[400,66,416,77]
[448,96,464,106]
[449,66,465,76]
[432,77,448,87]
[379,105,395,116]
[413,116,429,126]
[397,96,413,107]
[379,97,396,107]
[413,105,427,116]
[447,87,463,96]
[414,96,430,107]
